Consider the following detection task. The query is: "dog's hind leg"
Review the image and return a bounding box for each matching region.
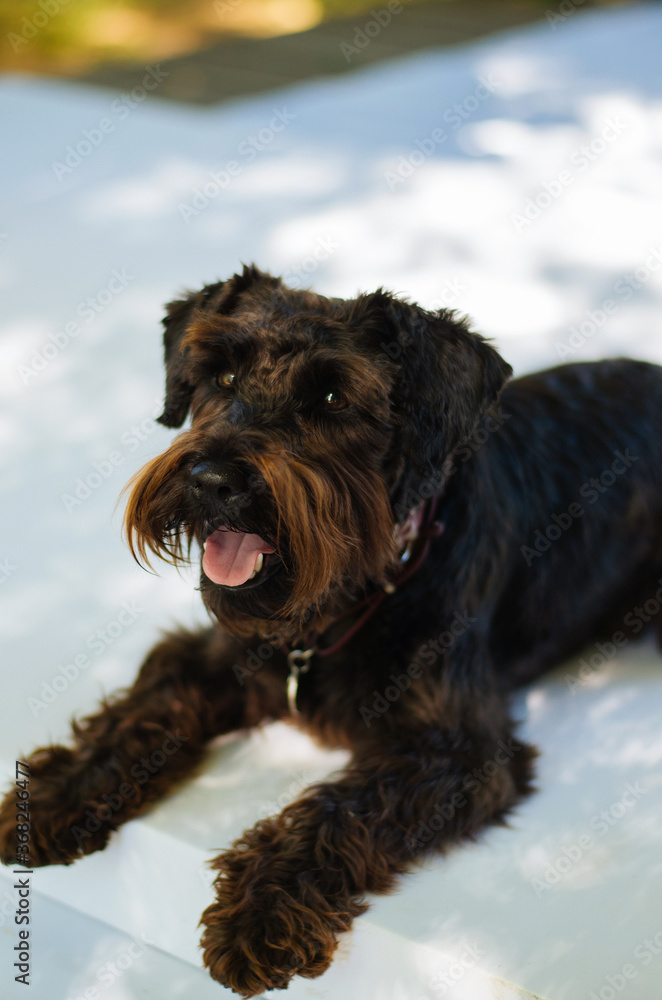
[0,627,289,868]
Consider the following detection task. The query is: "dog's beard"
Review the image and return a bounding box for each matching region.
[123,441,397,639]
[245,449,397,619]
[122,434,197,567]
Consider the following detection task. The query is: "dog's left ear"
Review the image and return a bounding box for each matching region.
[361,292,512,479]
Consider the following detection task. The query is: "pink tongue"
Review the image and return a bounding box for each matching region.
[202,529,275,587]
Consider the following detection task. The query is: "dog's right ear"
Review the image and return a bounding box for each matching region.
[352,291,512,482]
[157,265,280,427]
[156,288,214,428]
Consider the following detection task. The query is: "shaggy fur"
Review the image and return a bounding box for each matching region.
[2,265,662,995]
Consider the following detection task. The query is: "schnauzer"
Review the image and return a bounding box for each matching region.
[2,265,662,996]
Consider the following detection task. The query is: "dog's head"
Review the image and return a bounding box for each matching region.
[124,265,511,637]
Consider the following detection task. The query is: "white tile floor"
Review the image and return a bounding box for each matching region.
[2,4,662,997]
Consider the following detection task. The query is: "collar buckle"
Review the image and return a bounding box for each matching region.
[286,647,315,716]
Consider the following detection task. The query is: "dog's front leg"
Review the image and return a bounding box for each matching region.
[0,628,288,868]
[200,709,536,997]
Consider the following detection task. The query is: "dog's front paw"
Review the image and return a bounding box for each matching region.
[200,886,336,996]
[200,818,365,996]
[0,746,112,868]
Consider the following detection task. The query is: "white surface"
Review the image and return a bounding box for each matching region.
[2,2,662,998]
[0,867,539,1000]
[0,869,233,1000]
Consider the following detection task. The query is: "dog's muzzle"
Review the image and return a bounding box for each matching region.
[190,460,277,589]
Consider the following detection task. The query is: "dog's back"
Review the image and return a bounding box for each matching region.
[469,359,662,684]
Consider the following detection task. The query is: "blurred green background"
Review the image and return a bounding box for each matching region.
[1,0,632,77]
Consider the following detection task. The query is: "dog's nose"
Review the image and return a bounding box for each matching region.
[190,461,247,511]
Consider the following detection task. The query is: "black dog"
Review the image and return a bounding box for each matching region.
[2,265,661,996]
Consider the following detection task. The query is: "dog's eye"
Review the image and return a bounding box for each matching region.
[323,391,348,412]
[216,372,236,389]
